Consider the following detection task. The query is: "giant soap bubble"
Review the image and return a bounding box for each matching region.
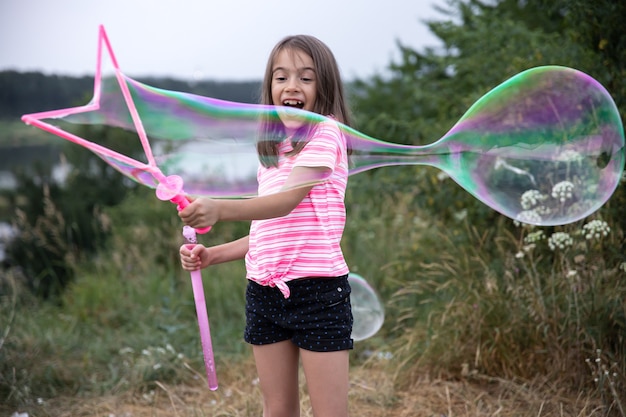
[25,64,624,226]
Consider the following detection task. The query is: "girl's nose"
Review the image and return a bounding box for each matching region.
[285,78,299,91]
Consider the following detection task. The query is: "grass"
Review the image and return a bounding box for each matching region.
[1,356,620,416]
[1,174,625,416]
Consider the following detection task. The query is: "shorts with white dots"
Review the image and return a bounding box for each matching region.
[244,275,354,352]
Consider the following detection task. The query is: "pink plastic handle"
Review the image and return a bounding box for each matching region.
[184,226,218,390]
[189,266,219,390]
[171,195,212,234]
[156,175,211,234]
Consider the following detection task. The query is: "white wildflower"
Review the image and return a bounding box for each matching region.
[557,149,583,162]
[376,351,394,360]
[520,190,547,210]
[524,230,545,244]
[515,210,542,226]
[454,209,467,221]
[548,232,573,251]
[534,205,552,216]
[515,251,525,259]
[582,220,610,240]
[142,390,155,402]
[551,181,575,203]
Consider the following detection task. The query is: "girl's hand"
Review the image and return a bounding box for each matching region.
[178,197,220,229]
[180,244,210,271]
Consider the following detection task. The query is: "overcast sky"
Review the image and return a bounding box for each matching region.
[0,0,448,82]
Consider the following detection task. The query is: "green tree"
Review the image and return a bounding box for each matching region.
[348,0,626,395]
[4,125,143,299]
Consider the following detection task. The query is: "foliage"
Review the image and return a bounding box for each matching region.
[0,193,250,406]
[390,219,625,377]
[347,0,626,409]
[2,125,141,299]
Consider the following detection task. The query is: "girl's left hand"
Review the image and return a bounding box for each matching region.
[180,243,209,270]
[178,197,220,229]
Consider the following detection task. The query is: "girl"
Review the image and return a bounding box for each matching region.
[179,35,353,417]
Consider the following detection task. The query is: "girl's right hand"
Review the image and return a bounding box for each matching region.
[180,244,210,271]
[178,197,220,229]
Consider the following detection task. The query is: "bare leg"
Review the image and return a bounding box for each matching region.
[301,349,350,417]
[252,340,301,417]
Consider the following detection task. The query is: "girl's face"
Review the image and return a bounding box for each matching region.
[271,48,317,134]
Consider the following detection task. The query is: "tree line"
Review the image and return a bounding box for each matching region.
[0,70,261,120]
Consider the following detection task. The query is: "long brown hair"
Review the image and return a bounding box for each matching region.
[257,35,352,167]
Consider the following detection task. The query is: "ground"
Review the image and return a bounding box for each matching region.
[3,358,612,417]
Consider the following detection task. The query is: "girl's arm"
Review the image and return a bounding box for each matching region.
[180,235,249,270]
[179,166,330,228]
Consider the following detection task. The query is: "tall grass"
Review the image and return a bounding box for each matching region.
[1,173,624,415]
[379,199,625,411]
[0,191,250,407]
[343,171,625,414]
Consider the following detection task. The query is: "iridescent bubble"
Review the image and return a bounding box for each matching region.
[24,64,625,226]
[349,273,385,342]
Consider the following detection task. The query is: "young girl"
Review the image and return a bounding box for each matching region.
[179,35,353,417]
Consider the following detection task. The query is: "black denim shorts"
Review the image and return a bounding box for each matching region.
[244,275,354,352]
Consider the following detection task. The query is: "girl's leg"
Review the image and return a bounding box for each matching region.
[300,349,350,417]
[252,340,301,417]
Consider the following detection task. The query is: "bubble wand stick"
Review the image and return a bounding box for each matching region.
[155,175,218,390]
[181,225,218,390]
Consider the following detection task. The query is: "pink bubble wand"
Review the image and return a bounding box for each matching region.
[21,25,218,390]
[180,225,218,391]
[155,176,218,391]
[180,225,218,390]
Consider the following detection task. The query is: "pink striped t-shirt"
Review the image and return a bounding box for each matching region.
[245,119,349,298]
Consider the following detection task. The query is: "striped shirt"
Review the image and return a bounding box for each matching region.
[245,119,349,298]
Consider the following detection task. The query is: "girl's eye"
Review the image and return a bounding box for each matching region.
[300,70,315,82]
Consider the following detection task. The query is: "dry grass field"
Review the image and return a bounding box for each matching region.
[9,356,614,417]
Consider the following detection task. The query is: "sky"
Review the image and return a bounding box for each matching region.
[0,0,448,82]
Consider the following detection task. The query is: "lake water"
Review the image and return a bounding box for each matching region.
[0,144,68,190]
[0,221,16,263]
[0,170,16,189]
